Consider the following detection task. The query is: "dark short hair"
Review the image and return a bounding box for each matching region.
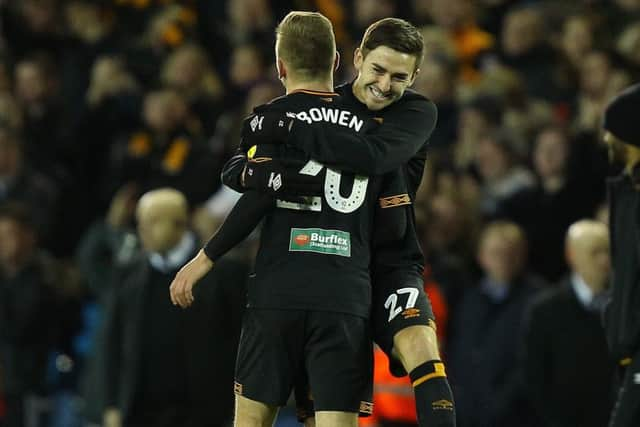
[360,18,424,71]
[276,12,336,80]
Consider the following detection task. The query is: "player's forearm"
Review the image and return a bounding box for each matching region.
[289,100,437,174]
[203,191,273,261]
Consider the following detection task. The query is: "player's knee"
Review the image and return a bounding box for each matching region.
[393,324,440,372]
[234,395,278,427]
[315,411,358,427]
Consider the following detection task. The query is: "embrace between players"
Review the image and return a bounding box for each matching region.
[169,11,456,427]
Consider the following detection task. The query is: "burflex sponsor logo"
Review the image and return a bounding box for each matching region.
[289,228,351,257]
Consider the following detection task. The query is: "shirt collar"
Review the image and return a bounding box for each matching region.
[148,231,196,273]
[481,277,509,302]
[571,273,594,308]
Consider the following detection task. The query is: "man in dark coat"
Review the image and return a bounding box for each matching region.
[102,188,247,427]
[523,219,614,426]
[447,221,541,427]
[0,203,59,427]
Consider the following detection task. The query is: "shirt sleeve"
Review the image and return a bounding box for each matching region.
[221,148,248,193]
[372,169,411,248]
[220,114,260,192]
[203,191,274,261]
[289,98,437,175]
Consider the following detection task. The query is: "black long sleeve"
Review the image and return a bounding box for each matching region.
[289,97,437,175]
[203,191,274,261]
[220,151,247,193]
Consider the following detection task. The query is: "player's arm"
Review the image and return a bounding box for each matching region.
[373,169,411,247]
[294,98,436,174]
[221,117,323,197]
[220,115,266,193]
[170,191,274,308]
[221,148,248,193]
[242,97,437,175]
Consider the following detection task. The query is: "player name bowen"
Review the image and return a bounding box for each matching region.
[289,108,364,132]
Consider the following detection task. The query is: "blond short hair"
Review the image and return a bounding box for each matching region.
[275,11,336,81]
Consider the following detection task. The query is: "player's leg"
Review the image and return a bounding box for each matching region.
[295,382,368,427]
[392,324,440,372]
[315,411,357,427]
[373,272,456,427]
[234,308,305,427]
[305,311,373,427]
[234,395,279,427]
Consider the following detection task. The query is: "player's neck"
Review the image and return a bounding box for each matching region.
[351,77,366,104]
[285,77,334,94]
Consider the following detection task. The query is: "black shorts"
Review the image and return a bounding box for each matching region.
[372,271,435,377]
[295,272,435,420]
[234,308,373,413]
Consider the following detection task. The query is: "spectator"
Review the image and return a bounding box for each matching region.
[616,21,640,68]
[417,191,476,312]
[502,125,598,281]
[496,5,557,99]
[227,42,269,108]
[160,43,224,137]
[424,0,494,83]
[523,219,614,427]
[470,131,536,219]
[413,54,459,150]
[104,88,219,206]
[0,93,23,131]
[118,4,198,88]
[573,49,622,133]
[452,95,503,172]
[554,13,599,104]
[0,203,61,427]
[0,0,66,60]
[74,183,139,426]
[13,54,70,181]
[447,221,542,427]
[102,188,246,427]
[0,124,60,252]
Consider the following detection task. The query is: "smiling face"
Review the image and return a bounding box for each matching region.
[352,45,418,110]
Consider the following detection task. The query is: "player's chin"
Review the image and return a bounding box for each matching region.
[365,95,394,110]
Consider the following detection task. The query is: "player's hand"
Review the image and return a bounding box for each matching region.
[242,145,323,197]
[169,249,214,308]
[240,110,294,147]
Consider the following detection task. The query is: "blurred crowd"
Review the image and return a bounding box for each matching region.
[0,0,638,426]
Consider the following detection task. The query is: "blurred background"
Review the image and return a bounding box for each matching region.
[0,0,637,426]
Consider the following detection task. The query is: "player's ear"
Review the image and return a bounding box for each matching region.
[408,67,420,86]
[353,48,363,71]
[276,58,287,80]
[333,51,340,73]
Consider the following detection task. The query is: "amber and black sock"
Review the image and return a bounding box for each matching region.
[409,360,456,427]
